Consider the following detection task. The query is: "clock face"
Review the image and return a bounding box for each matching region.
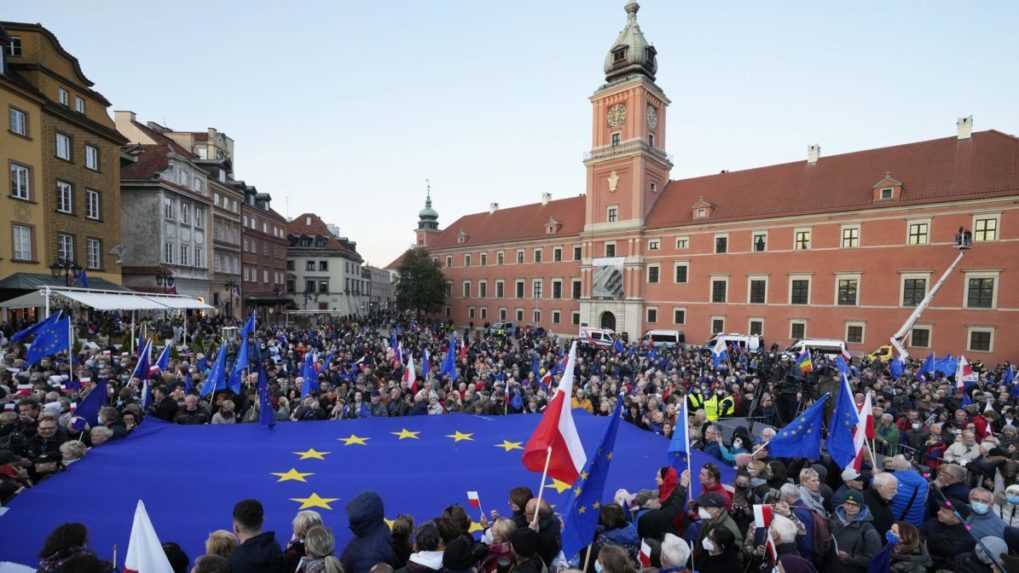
[607,104,626,128]
[646,105,658,129]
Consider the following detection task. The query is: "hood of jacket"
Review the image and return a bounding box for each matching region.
[603,522,639,546]
[835,505,873,526]
[347,491,386,537]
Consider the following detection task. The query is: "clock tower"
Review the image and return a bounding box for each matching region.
[580,1,672,337]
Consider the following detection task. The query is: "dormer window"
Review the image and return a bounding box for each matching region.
[545,217,562,234]
[612,47,627,63]
[872,172,903,202]
[457,230,468,244]
[691,196,714,220]
[880,188,893,200]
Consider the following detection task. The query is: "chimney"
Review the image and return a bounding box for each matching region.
[807,144,820,165]
[489,202,499,214]
[957,115,973,140]
[541,192,551,206]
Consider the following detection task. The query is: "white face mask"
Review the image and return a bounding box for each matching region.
[702,538,716,552]
[698,507,713,520]
[594,561,603,573]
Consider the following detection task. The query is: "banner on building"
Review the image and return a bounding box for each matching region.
[591,257,625,299]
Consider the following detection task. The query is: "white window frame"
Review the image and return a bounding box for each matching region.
[840,224,861,249]
[604,241,617,257]
[478,280,488,299]
[86,238,101,270]
[710,316,726,335]
[751,230,768,252]
[749,318,765,337]
[499,308,508,321]
[10,163,30,199]
[516,308,524,322]
[793,227,812,250]
[480,307,488,321]
[747,275,768,304]
[788,274,811,305]
[551,278,563,299]
[84,145,99,171]
[880,187,894,200]
[910,325,932,349]
[607,205,618,223]
[963,271,999,309]
[533,309,542,324]
[845,321,866,345]
[673,307,686,325]
[532,279,543,299]
[573,244,583,261]
[516,249,525,264]
[552,310,561,325]
[572,311,581,326]
[647,239,660,251]
[552,246,563,262]
[58,87,69,106]
[497,251,505,265]
[906,218,931,245]
[9,106,27,136]
[675,236,689,249]
[74,96,85,113]
[713,232,729,254]
[571,278,582,299]
[12,224,32,261]
[468,307,476,321]
[495,280,505,299]
[57,233,74,263]
[464,254,471,267]
[672,261,689,284]
[710,276,728,304]
[967,326,995,353]
[646,306,658,324]
[533,248,543,263]
[972,213,1000,242]
[899,272,931,308]
[55,132,71,160]
[646,263,660,284]
[462,280,471,298]
[790,320,807,340]
[835,273,861,306]
[515,279,525,299]
[85,189,100,220]
[445,255,452,268]
[56,180,73,213]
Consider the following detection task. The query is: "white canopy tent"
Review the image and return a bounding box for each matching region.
[0,286,213,351]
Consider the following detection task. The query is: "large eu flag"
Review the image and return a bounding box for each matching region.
[767,394,829,460]
[26,316,70,366]
[0,412,666,567]
[828,378,860,468]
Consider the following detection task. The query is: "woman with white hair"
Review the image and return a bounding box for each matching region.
[659,533,689,572]
[297,525,343,573]
[286,510,324,572]
[993,483,1019,527]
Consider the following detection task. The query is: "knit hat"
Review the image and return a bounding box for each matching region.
[841,489,864,506]
[510,528,539,559]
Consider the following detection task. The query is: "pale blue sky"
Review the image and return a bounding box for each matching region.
[7,1,1018,265]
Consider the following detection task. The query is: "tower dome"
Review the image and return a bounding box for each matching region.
[417,185,439,231]
[603,1,657,83]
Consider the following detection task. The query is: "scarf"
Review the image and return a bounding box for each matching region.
[799,485,827,517]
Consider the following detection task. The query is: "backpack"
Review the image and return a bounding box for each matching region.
[810,512,832,559]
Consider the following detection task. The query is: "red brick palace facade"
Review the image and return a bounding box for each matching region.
[397,3,1019,364]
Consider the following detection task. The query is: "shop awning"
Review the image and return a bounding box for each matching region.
[0,287,212,311]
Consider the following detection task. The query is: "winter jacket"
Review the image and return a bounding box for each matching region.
[395,551,443,573]
[229,531,286,573]
[829,506,881,573]
[533,512,562,566]
[863,489,894,537]
[966,509,1007,541]
[919,517,975,570]
[887,470,927,527]
[889,542,933,573]
[341,491,396,573]
[926,481,970,519]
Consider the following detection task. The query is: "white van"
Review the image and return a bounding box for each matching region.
[785,338,848,357]
[642,329,684,347]
[579,326,615,348]
[706,332,763,351]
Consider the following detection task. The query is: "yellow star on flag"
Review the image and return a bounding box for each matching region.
[592,501,601,510]
[271,468,314,482]
[577,505,587,514]
[384,518,395,530]
[289,492,339,510]
[546,479,573,494]
[339,434,370,446]
[446,431,474,442]
[469,521,484,534]
[606,452,614,460]
[293,448,330,460]
[495,440,523,452]
[580,471,590,480]
[574,486,584,496]
[391,428,421,440]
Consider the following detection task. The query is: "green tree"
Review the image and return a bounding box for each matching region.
[395,248,447,315]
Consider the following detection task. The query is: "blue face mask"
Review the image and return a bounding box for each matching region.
[885,530,900,545]
[1008,496,1019,505]
[971,502,990,515]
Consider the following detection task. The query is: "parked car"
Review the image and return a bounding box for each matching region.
[579,326,615,347]
[785,338,848,358]
[642,329,684,347]
[706,333,763,351]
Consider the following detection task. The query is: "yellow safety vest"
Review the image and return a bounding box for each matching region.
[704,395,734,421]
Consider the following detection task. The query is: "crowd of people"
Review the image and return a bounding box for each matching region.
[4,309,1019,572]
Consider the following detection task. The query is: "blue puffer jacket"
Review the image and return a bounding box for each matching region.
[888,469,928,527]
[341,491,395,573]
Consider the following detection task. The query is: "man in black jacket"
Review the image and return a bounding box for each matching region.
[524,498,561,567]
[229,499,284,573]
[863,472,897,537]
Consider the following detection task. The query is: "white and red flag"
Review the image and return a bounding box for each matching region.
[522,341,587,483]
[957,355,977,388]
[638,539,652,569]
[124,500,174,573]
[753,504,774,529]
[852,392,874,471]
[466,490,481,509]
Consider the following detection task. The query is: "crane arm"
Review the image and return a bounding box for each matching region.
[890,248,967,359]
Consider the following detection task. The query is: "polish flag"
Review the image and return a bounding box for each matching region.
[753,504,774,529]
[16,383,34,396]
[852,392,874,471]
[522,341,587,483]
[459,338,468,362]
[956,355,977,388]
[124,500,174,573]
[466,490,481,509]
[402,353,415,389]
[638,540,652,569]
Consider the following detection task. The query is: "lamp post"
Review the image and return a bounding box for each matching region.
[154,267,175,294]
[49,259,82,286]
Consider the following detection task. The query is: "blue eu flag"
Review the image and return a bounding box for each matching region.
[201,344,228,397]
[828,378,860,468]
[229,339,250,394]
[76,380,107,427]
[239,312,256,339]
[301,352,319,398]
[440,337,458,382]
[668,397,736,498]
[11,311,62,344]
[612,337,624,354]
[768,394,829,460]
[561,398,624,560]
[889,357,904,379]
[921,353,936,376]
[26,316,70,366]
[252,343,276,428]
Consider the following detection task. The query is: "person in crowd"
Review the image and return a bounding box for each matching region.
[176,395,211,425]
[230,498,285,573]
[887,521,931,573]
[658,533,689,573]
[590,503,639,564]
[797,468,828,518]
[883,455,928,529]
[296,525,343,573]
[863,472,898,537]
[397,521,443,573]
[830,490,880,573]
[212,400,238,424]
[834,467,864,502]
[921,501,976,570]
[594,544,634,573]
[163,542,191,573]
[441,535,476,573]
[507,528,544,573]
[390,515,415,569]
[693,492,742,562]
[968,487,1008,541]
[37,523,92,573]
[479,518,516,573]
[697,527,739,573]
[193,555,232,573]
[523,498,560,567]
[206,530,239,558]
[945,430,981,464]
[285,510,324,572]
[927,463,970,517]
[993,483,1019,528]
[341,491,395,573]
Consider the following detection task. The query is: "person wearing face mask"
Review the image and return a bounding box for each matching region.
[696,528,739,573]
[992,484,1019,528]
[920,502,976,570]
[967,487,1007,541]
[693,492,742,560]
[902,418,929,458]
[886,522,931,573]
[829,490,880,573]
[728,471,754,535]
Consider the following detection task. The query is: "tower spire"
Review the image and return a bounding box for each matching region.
[417,178,439,231]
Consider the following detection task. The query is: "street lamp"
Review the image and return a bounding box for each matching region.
[154,267,175,293]
[50,259,82,286]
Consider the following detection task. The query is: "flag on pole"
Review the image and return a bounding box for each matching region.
[852,391,874,471]
[711,338,728,369]
[466,491,481,509]
[1004,365,1016,385]
[956,355,977,388]
[440,337,459,382]
[889,356,904,379]
[76,380,108,427]
[25,316,71,367]
[77,269,89,289]
[252,341,276,428]
[797,350,813,374]
[131,340,153,381]
[229,339,250,394]
[200,344,228,397]
[123,500,174,573]
[300,352,319,398]
[239,312,256,339]
[766,394,829,460]
[638,540,652,569]
[10,311,62,344]
[828,376,861,468]
[522,341,587,483]
[560,396,623,559]
[403,353,416,389]
[421,349,431,379]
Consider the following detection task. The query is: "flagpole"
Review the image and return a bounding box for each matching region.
[67,313,73,385]
[112,544,117,569]
[531,446,553,529]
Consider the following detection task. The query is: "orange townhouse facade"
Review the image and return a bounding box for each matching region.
[399,2,1019,364]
